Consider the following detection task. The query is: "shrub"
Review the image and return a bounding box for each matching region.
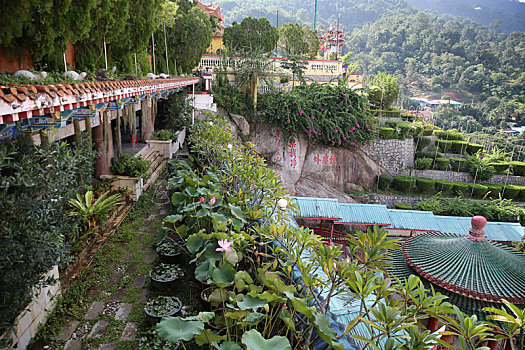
[450,140,468,154]
[434,130,463,140]
[488,162,511,175]
[395,202,413,210]
[435,180,455,192]
[401,113,416,122]
[377,173,393,190]
[110,152,151,179]
[416,178,435,192]
[423,127,433,136]
[415,157,433,170]
[484,184,502,199]
[453,182,469,195]
[435,139,452,153]
[501,184,521,200]
[466,143,484,155]
[511,161,525,176]
[434,157,450,170]
[449,157,467,172]
[379,127,395,139]
[415,136,431,151]
[412,124,423,137]
[393,175,415,191]
[469,184,488,198]
[465,155,495,181]
[398,122,416,139]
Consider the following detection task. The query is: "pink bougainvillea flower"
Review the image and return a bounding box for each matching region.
[286,119,291,124]
[209,197,216,205]
[199,197,205,203]
[356,123,360,128]
[321,108,325,112]
[351,142,356,145]
[216,239,232,252]
[299,110,304,115]
[292,101,296,104]
[311,116,315,119]
[352,127,355,131]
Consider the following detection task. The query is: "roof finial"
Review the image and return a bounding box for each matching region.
[467,216,487,241]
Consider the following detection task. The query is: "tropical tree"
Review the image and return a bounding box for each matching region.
[277,23,308,57]
[368,71,400,109]
[484,300,525,350]
[223,17,278,54]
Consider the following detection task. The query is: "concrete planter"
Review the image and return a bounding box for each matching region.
[100,175,144,202]
[146,140,175,160]
[0,266,61,349]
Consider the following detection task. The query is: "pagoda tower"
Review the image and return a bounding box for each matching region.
[320,21,345,59]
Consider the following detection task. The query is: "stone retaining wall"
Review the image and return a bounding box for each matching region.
[397,169,525,185]
[361,193,426,208]
[363,139,415,175]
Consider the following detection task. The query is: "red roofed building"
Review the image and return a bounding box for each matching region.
[196,0,225,54]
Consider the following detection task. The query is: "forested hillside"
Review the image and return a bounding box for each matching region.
[349,13,524,99]
[219,0,414,31]
[406,0,525,34]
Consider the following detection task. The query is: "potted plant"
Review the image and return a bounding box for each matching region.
[149,263,184,288]
[119,187,134,202]
[68,190,123,231]
[144,296,182,323]
[206,308,234,332]
[156,241,185,264]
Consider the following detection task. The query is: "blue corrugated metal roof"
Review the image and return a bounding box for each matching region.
[435,216,523,242]
[291,197,342,220]
[337,203,391,225]
[387,209,440,231]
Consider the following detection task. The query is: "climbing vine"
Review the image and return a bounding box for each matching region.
[258,82,378,147]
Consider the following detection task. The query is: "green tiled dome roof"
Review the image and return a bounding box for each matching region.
[403,229,525,304]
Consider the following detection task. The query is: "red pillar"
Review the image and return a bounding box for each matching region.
[144,100,154,141]
[487,340,498,350]
[93,124,107,178]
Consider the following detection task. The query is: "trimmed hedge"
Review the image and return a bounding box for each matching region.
[436,139,484,155]
[434,130,464,141]
[488,162,511,174]
[469,183,488,198]
[416,177,435,192]
[449,157,467,172]
[377,173,393,190]
[393,175,415,191]
[435,180,455,192]
[423,127,434,136]
[453,182,469,195]
[379,127,395,139]
[484,184,503,199]
[466,143,484,155]
[434,157,450,170]
[395,202,413,210]
[502,184,521,200]
[416,151,442,159]
[415,136,431,151]
[415,157,433,170]
[511,161,525,176]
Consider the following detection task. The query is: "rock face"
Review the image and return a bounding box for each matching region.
[230,113,250,135]
[251,123,398,194]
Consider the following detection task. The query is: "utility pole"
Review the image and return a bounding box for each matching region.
[313,0,318,32]
[152,33,156,74]
[335,15,340,59]
[164,22,169,75]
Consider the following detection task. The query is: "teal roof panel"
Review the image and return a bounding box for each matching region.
[387,209,440,231]
[337,203,391,225]
[435,216,523,241]
[291,197,342,220]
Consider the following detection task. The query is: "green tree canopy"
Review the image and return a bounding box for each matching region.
[368,71,400,109]
[277,23,308,57]
[223,17,278,54]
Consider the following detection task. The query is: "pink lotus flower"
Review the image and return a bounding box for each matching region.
[210,197,216,205]
[200,197,205,203]
[216,239,232,252]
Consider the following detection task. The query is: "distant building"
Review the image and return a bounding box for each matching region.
[320,21,345,59]
[196,54,363,91]
[410,97,461,108]
[196,0,225,54]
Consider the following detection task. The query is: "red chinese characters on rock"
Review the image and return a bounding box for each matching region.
[288,139,297,169]
[273,131,282,162]
[313,154,337,166]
